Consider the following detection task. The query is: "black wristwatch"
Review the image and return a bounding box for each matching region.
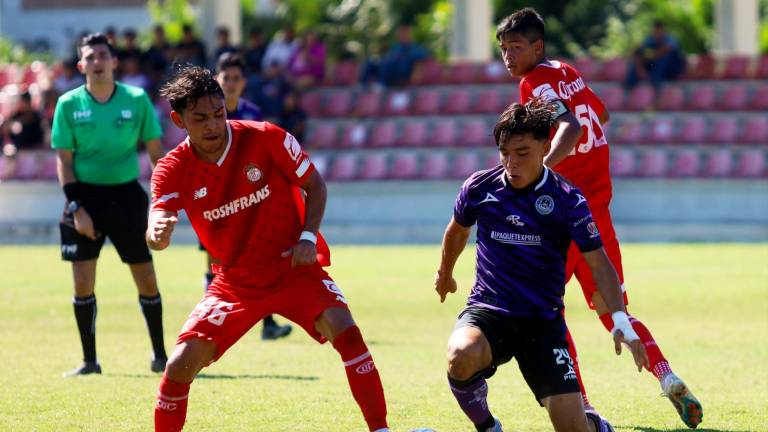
[67,200,82,214]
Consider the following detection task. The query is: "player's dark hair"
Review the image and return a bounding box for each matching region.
[215,52,245,74]
[160,65,224,113]
[493,96,556,146]
[495,7,545,44]
[78,33,116,58]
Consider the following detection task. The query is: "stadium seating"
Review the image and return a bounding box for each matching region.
[384,91,411,116]
[749,84,768,111]
[450,152,479,179]
[325,90,352,117]
[708,117,739,144]
[703,149,733,177]
[431,119,458,147]
[462,118,492,147]
[685,84,716,111]
[443,88,471,115]
[636,150,668,177]
[678,117,708,144]
[309,123,338,149]
[657,85,685,111]
[399,120,429,147]
[734,149,766,178]
[670,149,701,177]
[610,148,636,177]
[740,117,768,144]
[412,88,442,115]
[717,83,748,110]
[329,154,358,181]
[626,85,655,111]
[370,121,398,148]
[340,123,367,148]
[649,117,676,144]
[360,153,388,180]
[390,152,419,179]
[354,91,382,117]
[420,152,449,179]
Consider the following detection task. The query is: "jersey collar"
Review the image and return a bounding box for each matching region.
[500,166,550,193]
[216,121,233,167]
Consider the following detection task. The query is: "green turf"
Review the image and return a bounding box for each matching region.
[1,244,766,431]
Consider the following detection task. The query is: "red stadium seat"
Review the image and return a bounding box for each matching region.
[410,60,443,85]
[755,55,768,79]
[309,123,338,149]
[421,152,449,179]
[636,149,668,177]
[328,61,359,86]
[411,88,442,116]
[720,56,750,80]
[670,149,701,177]
[678,117,708,144]
[369,121,398,148]
[442,88,471,115]
[572,57,598,81]
[595,85,624,111]
[657,85,685,111]
[684,55,715,80]
[431,119,458,147]
[0,155,13,181]
[359,153,388,180]
[324,90,352,117]
[353,91,382,117]
[329,154,358,181]
[390,152,419,179]
[717,84,748,110]
[626,85,655,111]
[384,91,411,116]
[12,151,40,180]
[649,117,676,144]
[610,148,636,177]
[703,149,733,177]
[450,152,479,179]
[708,117,739,144]
[462,119,492,147]
[685,84,716,111]
[302,92,322,116]
[740,117,768,144]
[399,120,429,147]
[748,84,768,111]
[734,149,765,178]
[471,88,503,114]
[613,118,645,145]
[339,123,368,148]
[445,63,478,84]
[479,61,511,84]
[599,58,627,81]
[38,152,58,180]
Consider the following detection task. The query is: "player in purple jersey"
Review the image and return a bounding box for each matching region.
[207,53,292,340]
[434,98,648,432]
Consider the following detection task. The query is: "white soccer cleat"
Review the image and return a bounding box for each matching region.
[661,373,703,428]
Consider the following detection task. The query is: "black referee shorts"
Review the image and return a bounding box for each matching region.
[455,306,580,403]
[59,180,152,264]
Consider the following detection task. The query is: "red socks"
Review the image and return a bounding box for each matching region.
[154,375,190,432]
[332,326,388,431]
[599,312,668,377]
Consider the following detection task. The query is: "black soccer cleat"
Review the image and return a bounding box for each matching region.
[262,322,293,340]
[63,361,102,377]
[151,356,168,373]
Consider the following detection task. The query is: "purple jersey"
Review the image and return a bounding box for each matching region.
[229,98,263,121]
[454,166,603,319]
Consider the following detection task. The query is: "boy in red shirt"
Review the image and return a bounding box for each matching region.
[148,66,388,432]
[497,8,702,429]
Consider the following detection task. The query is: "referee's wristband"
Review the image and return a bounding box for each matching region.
[611,311,639,342]
[299,230,317,244]
[63,182,82,203]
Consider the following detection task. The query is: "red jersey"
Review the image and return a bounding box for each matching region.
[519,60,612,207]
[151,120,327,287]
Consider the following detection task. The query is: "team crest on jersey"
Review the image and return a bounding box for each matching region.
[535,195,555,215]
[244,164,262,183]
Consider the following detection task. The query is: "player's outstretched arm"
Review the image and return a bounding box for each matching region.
[146,210,178,251]
[282,170,327,267]
[544,111,583,168]
[435,217,471,303]
[583,248,649,371]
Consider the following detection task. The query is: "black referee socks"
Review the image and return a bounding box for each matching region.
[139,294,167,360]
[73,294,97,364]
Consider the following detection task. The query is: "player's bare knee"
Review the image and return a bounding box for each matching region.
[446,339,484,380]
[165,340,215,382]
[315,307,355,341]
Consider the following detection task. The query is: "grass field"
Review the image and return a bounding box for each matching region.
[1,243,766,431]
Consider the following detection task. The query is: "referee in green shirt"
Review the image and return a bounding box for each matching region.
[52,33,167,377]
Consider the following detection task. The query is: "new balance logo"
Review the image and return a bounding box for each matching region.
[479,193,499,204]
[193,187,207,200]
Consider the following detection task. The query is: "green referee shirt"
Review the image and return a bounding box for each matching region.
[51,82,163,185]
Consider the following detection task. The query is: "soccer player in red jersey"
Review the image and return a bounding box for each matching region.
[496,8,702,429]
[148,66,388,432]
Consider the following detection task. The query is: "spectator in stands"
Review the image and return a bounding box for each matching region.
[143,25,172,87]
[286,30,326,89]
[175,24,207,67]
[359,25,428,88]
[243,28,268,76]
[118,28,142,62]
[277,91,308,143]
[2,92,46,152]
[120,56,151,92]
[261,26,298,72]
[53,59,85,95]
[249,61,292,120]
[104,26,118,48]
[213,26,239,65]
[624,21,686,91]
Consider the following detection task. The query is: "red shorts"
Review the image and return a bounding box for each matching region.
[176,264,349,362]
[565,205,628,309]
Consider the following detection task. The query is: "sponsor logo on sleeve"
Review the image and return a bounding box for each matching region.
[532,83,559,101]
[283,133,302,162]
[587,222,600,238]
[575,194,587,207]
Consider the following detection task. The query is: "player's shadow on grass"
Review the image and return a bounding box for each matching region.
[196,373,318,381]
[626,426,749,432]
